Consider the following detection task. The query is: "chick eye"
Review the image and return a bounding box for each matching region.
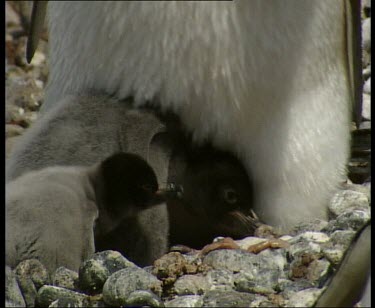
[223,188,238,204]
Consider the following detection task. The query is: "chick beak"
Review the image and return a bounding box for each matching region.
[158,184,184,201]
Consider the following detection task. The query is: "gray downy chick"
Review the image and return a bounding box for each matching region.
[6,94,172,266]
[6,152,165,275]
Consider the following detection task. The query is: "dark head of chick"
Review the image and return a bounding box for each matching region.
[168,146,260,249]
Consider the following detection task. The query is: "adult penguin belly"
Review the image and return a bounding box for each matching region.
[39,1,353,232]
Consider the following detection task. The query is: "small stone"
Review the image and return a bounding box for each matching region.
[79,250,136,294]
[286,288,323,307]
[53,267,79,291]
[102,267,162,306]
[202,289,256,307]
[289,232,330,244]
[174,274,209,295]
[5,266,26,307]
[203,249,281,274]
[152,252,188,284]
[329,230,357,249]
[363,77,371,94]
[291,219,329,235]
[164,295,203,307]
[362,18,371,53]
[205,269,235,291]
[322,248,344,266]
[36,285,89,307]
[125,290,164,307]
[323,209,371,233]
[329,190,369,217]
[15,259,50,307]
[362,93,371,120]
[234,269,279,295]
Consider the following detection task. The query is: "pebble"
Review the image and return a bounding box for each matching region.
[36,285,89,307]
[102,266,162,306]
[164,295,203,307]
[79,250,136,294]
[14,259,50,307]
[5,266,26,307]
[362,93,371,120]
[174,274,209,295]
[53,267,79,291]
[201,289,256,307]
[286,288,324,307]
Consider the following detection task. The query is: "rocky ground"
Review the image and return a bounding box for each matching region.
[5,1,371,307]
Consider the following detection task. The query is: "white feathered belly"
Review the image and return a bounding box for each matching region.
[45,1,351,231]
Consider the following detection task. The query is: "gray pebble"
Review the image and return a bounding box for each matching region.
[291,219,329,235]
[363,77,371,94]
[125,290,164,307]
[323,209,371,233]
[164,295,203,307]
[36,285,89,307]
[329,190,369,217]
[79,250,136,294]
[286,288,323,307]
[234,269,279,295]
[362,93,371,120]
[15,259,50,307]
[205,269,235,291]
[278,279,315,299]
[362,18,371,53]
[329,230,357,248]
[5,266,26,307]
[102,267,162,306]
[203,249,281,274]
[174,274,209,295]
[202,289,256,307]
[53,267,79,291]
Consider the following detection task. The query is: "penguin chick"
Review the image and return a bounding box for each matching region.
[168,145,260,249]
[92,152,166,240]
[6,94,171,266]
[6,152,165,275]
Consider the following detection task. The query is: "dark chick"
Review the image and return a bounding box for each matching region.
[168,146,260,249]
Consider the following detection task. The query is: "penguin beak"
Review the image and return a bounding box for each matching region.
[157,184,184,200]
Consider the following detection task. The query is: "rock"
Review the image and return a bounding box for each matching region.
[125,290,164,307]
[286,288,323,307]
[79,250,136,294]
[5,266,26,307]
[289,232,330,245]
[362,18,371,53]
[102,267,162,306]
[363,77,371,94]
[329,190,370,217]
[201,290,256,307]
[362,93,371,120]
[234,269,279,295]
[329,230,357,249]
[15,259,50,307]
[291,219,329,235]
[323,209,371,233]
[53,267,79,291]
[174,274,209,295]
[164,295,203,307]
[205,269,235,291]
[203,249,282,274]
[36,285,89,307]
